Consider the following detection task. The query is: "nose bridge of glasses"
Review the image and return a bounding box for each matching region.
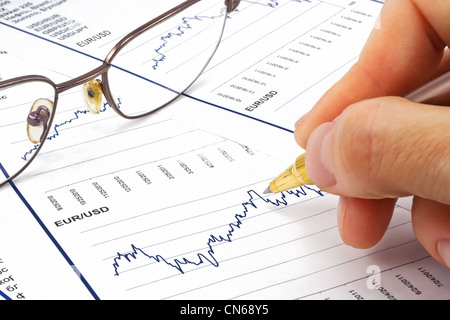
[56,63,109,115]
[56,63,109,94]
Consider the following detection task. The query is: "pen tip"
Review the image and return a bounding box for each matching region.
[263,187,273,195]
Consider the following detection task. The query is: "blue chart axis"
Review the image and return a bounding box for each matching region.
[112,186,325,276]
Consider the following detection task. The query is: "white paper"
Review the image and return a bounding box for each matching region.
[1,0,449,300]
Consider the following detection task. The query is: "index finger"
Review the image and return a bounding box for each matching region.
[294,0,450,149]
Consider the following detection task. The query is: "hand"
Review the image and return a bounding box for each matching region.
[294,0,450,267]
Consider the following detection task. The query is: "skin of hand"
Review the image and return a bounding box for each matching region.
[294,0,450,268]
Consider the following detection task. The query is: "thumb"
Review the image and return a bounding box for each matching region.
[303,97,450,203]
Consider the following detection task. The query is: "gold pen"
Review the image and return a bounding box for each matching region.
[264,154,312,194]
[264,70,450,194]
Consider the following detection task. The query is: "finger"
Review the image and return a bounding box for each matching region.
[295,0,449,148]
[435,48,450,77]
[338,196,397,249]
[413,0,450,46]
[412,197,450,268]
[304,97,450,204]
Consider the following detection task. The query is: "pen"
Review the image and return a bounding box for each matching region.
[264,70,450,194]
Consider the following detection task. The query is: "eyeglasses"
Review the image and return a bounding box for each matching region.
[0,0,240,187]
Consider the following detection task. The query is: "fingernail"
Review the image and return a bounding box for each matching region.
[373,12,382,30]
[437,239,450,268]
[305,121,337,187]
[295,111,309,129]
[337,196,348,242]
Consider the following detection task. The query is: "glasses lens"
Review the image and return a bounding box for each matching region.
[0,79,56,185]
[105,0,228,117]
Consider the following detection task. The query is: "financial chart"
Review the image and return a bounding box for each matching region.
[1,0,449,300]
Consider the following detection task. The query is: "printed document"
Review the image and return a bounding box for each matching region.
[1,0,449,300]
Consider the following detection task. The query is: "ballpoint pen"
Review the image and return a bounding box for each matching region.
[264,70,450,194]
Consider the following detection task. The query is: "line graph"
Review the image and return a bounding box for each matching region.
[24,118,343,300]
[94,180,426,300]
[4,0,325,167]
[151,0,314,71]
[149,8,228,71]
[5,0,448,302]
[21,100,119,161]
[112,186,325,276]
[108,0,305,72]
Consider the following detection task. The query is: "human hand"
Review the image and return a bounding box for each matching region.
[294,0,450,267]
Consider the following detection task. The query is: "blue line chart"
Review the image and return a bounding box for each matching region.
[18,0,316,162]
[149,0,312,70]
[112,186,324,276]
[151,10,228,71]
[21,99,121,161]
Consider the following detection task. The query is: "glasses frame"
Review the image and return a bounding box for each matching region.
[0,0,240,187]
